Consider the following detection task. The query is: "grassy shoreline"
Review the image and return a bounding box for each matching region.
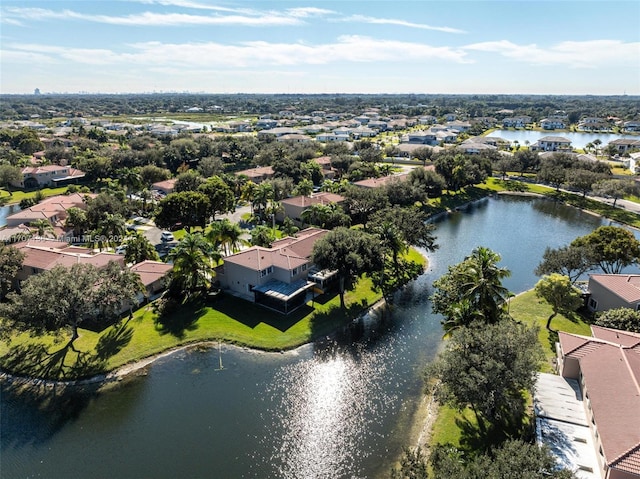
[0,248,426,382]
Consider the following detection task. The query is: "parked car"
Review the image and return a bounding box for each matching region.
[160,231,175,242]
[115,245,127,255]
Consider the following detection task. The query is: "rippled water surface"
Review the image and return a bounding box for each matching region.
[1,196,620,479]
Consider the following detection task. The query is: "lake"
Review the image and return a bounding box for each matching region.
[0,196,621,479]
[491,129,637,149]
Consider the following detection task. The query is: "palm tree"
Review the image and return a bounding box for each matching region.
[375,220,406,275]
[207,219,247,256]
[459,246,511,323]
[96,213,127,249]
[441,299,481,338]
[168,232,221,297]
[294,178,314,197]
[29,219,55,238]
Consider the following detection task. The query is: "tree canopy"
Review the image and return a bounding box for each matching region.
[534,274,583,331]
[571,225,640,274]
[1,262,143,342]
[425,320,542,437]
[312,227,383,308]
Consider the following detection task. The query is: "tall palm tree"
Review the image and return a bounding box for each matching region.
[459,246,511,323]
[169,232,221,297]
[207,219,247,256]
[375,220,406,275]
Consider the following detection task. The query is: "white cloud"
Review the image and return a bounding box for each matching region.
[340,14,466,34]
[464,39,640,68]
[3,36,470,69]
[286,7,336,18]
[3,6,303,27]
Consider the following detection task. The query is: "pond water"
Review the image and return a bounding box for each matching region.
[0,203,21,227]
[491,129,637,149]
[0,196,623,479]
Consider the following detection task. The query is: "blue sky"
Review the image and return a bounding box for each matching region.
[1,0,639,95]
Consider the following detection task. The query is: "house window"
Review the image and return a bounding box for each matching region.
[589,298,598,310]
[291,267,298,277]
[301,264,307,271]
[260,266,273,278]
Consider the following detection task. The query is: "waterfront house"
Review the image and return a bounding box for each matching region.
[586,274,640,312]
[540,118,567,130]
[608,139,640,155]
[554,327,640,479]
[531,136,572,152]
[216,228,332,313]
[13,165,85,189]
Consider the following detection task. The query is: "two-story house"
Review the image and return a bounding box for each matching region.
[216,228,330,314]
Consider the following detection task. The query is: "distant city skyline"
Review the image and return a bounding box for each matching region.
[1,1,639,96]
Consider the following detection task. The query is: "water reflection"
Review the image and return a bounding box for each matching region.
[266,341,399,479]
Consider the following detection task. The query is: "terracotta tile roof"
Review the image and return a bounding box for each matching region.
[130,260,173,287]
[16,241,123,271]
[281,192,345,208]
[151,178,177,191]
[234,166,274,179]
[561,328,640,475]
[590,274,640,303]
[224,228,328,272]
[353,173,409,188]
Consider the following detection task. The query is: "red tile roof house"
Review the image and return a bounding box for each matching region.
[234,166,275,184]
[151,178,177,196]
[4,193,95,240]
[12,165,85,189]
[555,326,640,479]
[129,260,173,302]
[216,228,333,314]
[275,192,346,226]
[586,274,640,312]
[353,173,409,189]
[12,239,125,283]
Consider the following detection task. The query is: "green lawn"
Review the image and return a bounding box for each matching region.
[0,186,70,204]
[0,248,427,381]
[429,289,592,448]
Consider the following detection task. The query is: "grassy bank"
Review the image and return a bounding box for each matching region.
[0,249,426,381]
[429,289,592,449]
[0,186,70,204]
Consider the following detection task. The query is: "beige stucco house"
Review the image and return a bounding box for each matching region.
[586,274,640,312]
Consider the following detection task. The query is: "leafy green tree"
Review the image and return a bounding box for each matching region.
[565,169,603,197]
[535,245,593,283]
[312,227,383,308]
[293,178,314,197]
[0,245,25,298]
[0,164,23,195]
[592,178,639,207]
[534,274,583,331]
[425,320,542,437]
[389,447,428,479]
[174,170,204,192]
[408,167,446,198]
[197,176,236,220]
[197,156,224,178]
[139,164,171,186]
[123,231,160,264]
[1,262,143,343]
[513,149,540,174]
[595,307,640,333]
[429,440,576,479]
[370,206,437,252]
[343,185,390,228]
[155,191,211,232]
[571,225,640,274]
[168,232,220,298]
[64,207,88,237]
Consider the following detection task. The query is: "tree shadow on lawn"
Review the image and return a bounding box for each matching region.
[212,295,314,332]
[153,299,206,339]
[1,324,135,381]
[455,413,530,457]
